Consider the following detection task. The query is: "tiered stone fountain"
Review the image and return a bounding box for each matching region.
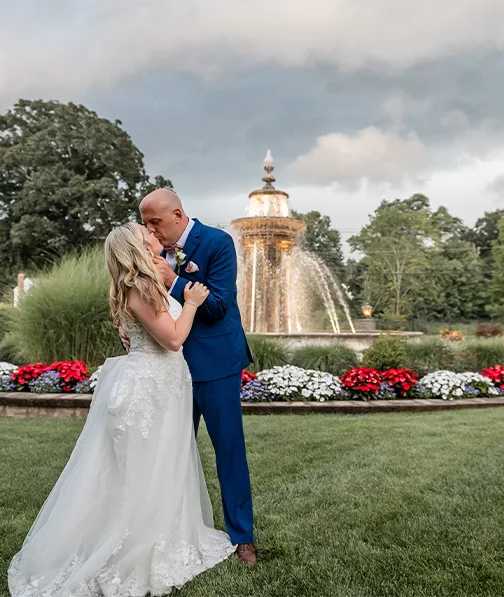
[232,151,307,334]
[232,152,422,350]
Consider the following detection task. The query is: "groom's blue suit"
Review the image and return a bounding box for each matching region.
[162,219,254,545]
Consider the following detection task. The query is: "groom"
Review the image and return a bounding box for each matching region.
[138,188,257,565]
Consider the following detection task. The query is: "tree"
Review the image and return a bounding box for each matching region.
[487,217,504,318]
[349,195,489,321]
[348,195,433,318]
[464,209,504,261]
[420,238,488,320]
[0,99,171,287]
[291,210,345,279]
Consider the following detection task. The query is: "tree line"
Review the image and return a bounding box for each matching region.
[296,198,504,322]
[1,98,503,321]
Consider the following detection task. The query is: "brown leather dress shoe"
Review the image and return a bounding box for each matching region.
[236,542,258,565]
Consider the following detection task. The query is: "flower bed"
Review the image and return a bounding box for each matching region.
[2,360,504,403]
[242,366,504,402]
[0,361,91,393]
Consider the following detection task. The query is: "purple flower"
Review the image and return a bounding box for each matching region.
[74,380,92,394]
[28,370,63,394]
[464,384,480,396]
[336,388,351,399]
[241,379,274,402]
[377,382,397,400]
[0,375,18,392]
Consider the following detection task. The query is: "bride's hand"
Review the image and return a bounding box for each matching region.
[184,282,210,307]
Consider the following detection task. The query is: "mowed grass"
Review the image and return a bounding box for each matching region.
[1,411,504,597]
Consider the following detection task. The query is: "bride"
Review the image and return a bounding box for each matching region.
[8,222,236,597]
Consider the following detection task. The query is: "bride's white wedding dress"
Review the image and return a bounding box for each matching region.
[8,295,235,597]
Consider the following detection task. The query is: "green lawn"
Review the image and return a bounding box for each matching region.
[1,412,504,597]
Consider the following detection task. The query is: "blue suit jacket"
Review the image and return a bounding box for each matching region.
[163,219,253,383]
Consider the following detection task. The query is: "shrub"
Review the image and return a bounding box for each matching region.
[405,338,454,376]
[0,304,23,363]
[246,336,290,373]
[361,335,407,370]
[291,343,358,376]
[476,323,503,338]
[464,339,504,370]
[5,248,123,366]
[0,303,16,339]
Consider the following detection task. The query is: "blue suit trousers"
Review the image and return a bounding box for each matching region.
[192,373,255,545]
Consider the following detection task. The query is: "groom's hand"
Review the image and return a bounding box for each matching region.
[153,256,177,288]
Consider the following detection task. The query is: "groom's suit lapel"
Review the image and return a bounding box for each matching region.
[179,218,202,271]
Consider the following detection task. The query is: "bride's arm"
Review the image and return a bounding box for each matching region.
[127,284,207,351]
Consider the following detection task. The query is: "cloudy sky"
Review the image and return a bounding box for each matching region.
[2,0,504,252]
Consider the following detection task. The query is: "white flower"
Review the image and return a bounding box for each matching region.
[0,362,17,376]
[173,247,187,267]
[89,366,102,390]
[258,365,341,401]
[418,370,497,400]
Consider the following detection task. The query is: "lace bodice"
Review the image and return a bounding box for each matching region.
[127,295,183,355]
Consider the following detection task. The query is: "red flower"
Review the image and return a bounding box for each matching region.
[382,368,419,397]
[50,361,89,384]
[11,363,50,387]
[341,368,383,396]
[482,365,504,389]
[11,360,91,391]
[241,370,257,387]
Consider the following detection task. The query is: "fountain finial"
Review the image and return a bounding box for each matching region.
[262,150,276,189]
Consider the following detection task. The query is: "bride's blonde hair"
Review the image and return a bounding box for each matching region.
[105,222,167,326]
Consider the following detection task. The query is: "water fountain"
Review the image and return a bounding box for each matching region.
[232,151,307,334]
[232,152,422,350]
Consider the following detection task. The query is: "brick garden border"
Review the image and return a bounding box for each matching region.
[1,393,504,418]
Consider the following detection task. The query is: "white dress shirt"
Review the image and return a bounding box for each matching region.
[166,218,195,293]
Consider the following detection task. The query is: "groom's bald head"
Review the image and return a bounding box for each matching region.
[140,188,189,247]
[140,188,182,212]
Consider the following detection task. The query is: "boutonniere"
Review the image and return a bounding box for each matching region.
[173,247,187,274]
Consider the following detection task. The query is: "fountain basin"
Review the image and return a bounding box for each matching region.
[250,331,424,353]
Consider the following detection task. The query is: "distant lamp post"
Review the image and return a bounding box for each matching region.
[361,304,373,318]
